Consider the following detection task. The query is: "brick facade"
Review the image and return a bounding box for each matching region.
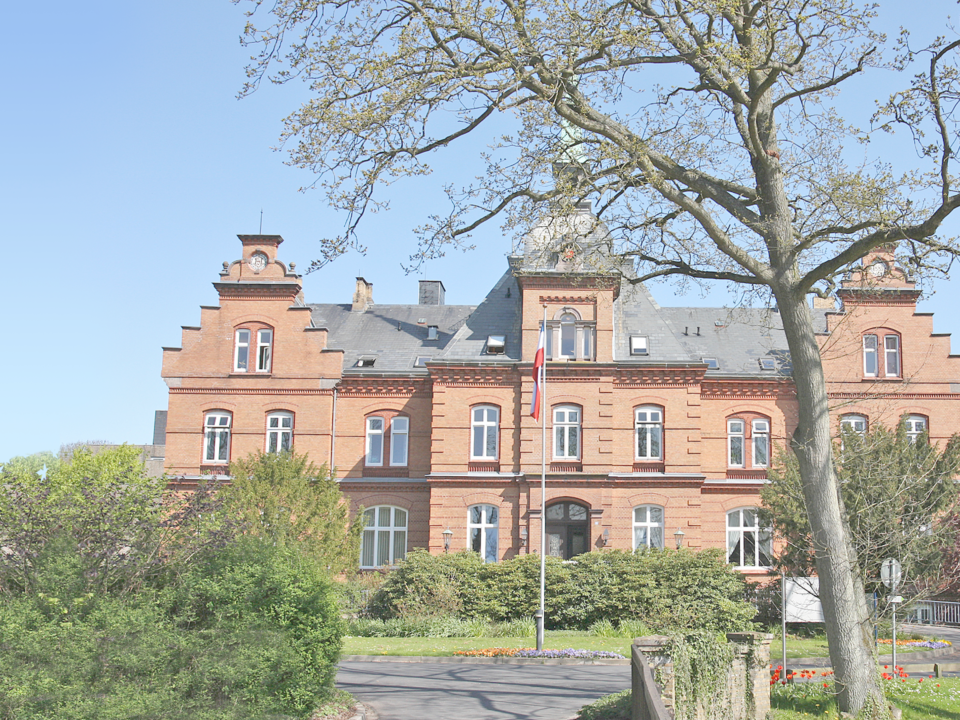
[161,231,960,571]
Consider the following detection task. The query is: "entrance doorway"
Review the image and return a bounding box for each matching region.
[545,501,589,560]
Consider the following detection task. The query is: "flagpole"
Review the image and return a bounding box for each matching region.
[537,304,547,651]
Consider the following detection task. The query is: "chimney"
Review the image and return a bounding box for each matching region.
[352,277,373,312]
[418,280,446,306]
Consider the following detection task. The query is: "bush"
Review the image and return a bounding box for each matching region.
[367,548,754,632]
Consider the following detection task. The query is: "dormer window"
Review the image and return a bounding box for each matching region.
[630,335,649,356]
[486,335,506,354]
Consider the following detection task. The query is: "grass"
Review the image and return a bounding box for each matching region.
[343,631,632,656]
[572,678,960,720]
[769,631,938,660]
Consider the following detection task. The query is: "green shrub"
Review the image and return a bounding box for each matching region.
[368,548,754,632]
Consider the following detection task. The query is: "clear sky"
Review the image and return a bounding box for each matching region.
[3,1,959,462]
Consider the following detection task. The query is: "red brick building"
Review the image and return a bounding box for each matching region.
[161,216,960,572]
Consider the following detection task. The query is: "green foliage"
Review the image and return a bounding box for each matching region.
[761,421,960,601]
[0,449,344,719]
[665,631,735,720]
[367,548,753,632]
[224,452,362,577]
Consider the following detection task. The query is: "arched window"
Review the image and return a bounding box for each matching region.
[726,508,772,569]
[727,415,771,469]
[468,504,499,563]
[360,506,407,568]
[840,414,868,434]
[633,505,665,550]
[559,313,577,359]
[553,405,581,460]
[863,331,901,378]
[545,308,595,361]
[266,412,293,453]
[905,415,928,444]
[233,325,274,373]
[545,501,589,559]
[471,405,499,460]
[635,406,663,460]
[203,411,231,464]
[365,414,410,467]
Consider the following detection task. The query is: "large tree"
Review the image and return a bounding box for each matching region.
[234,0,960,713]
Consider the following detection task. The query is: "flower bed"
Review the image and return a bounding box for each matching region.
[877,638,952,649]
[454,647,626,659]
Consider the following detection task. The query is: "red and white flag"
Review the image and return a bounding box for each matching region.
[530,322,545,420]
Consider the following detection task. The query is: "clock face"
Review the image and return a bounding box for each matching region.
[249,252,268,272]
[869,260,887,278]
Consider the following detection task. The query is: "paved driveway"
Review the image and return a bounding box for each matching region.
[337,661,631,720]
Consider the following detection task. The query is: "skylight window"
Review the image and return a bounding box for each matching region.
[486,335,506,354]
[702,357,720,370]
[759,357,776,371]
[629,335,649,356]
[357,356,377,368]
[414,356,430,367]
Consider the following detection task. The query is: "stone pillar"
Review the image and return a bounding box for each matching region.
[726,632,773,720]
[632,636,675,717]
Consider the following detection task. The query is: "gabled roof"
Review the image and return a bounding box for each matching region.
[439,270,521,362]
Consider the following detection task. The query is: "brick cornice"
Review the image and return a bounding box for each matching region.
[828,391,959,400]
[337,376,432,397]
[169,387,334,396]
[615,367,704,387]
[700,378,795,398]
[431,366,521,387]
[213,282,301,302]
[539,295,598,305]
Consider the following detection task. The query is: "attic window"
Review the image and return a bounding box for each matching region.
[414,356,430,367]
[357,356,377,368]
[759,357,776,371]
[702,357,720,370]
[427,325,439,341]
[486,335,506,354]
[629,335,649,356]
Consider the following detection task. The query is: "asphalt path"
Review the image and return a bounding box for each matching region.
[336,661,631,720]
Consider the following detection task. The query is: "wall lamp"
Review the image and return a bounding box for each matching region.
[674,527,685,550]
[442,527,453,553]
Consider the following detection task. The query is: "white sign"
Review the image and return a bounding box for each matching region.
[881,558,902,590]
[784,577,824,623]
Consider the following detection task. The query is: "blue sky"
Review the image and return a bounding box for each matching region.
[3,1,960,462]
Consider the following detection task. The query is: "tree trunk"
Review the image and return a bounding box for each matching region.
[775,289,885,716]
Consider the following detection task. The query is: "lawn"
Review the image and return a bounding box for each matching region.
[343,631,943,660]
[572,678,960,720]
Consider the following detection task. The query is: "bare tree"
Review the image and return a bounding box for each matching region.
[234,1,960,713]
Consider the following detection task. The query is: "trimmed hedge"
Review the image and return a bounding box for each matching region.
[367,548,754,632]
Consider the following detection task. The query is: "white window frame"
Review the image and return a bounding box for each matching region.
[203,411,231,464]
[884,334,901,377]
[840,414,868,435]
[863,334,879,376]
[365,416,385,466]
[545,309,596,361]
[635,406,663,460]
[905,415,927,443]
[266,411,293,454]
[632,505,665,550]
[471,405,499,460]
[234,329,250,372]
[467,504,499,563]
[390,416,409,466]
[630,335,649,356]
[726,508,772,569]
[553,405,581,460]
[752,419,770,468]
[256,329,273,372]
[360,506,408,568]
[727,419,745,467]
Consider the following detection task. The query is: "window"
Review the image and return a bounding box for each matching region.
[728,419,745,467]
[266,412,293,453]
[414,356,430,368]
[471,406,499,460]
[633,505,665,550]
[905,415,927,443]
[727,508,772,568]
[752,419,770,468]
[630,335,649,356]
[256,329,272,372]
[203,412,231,464]
[360,506,407,568]
[703,357,720,370]
[545,310,595,361]
[468,504,499,562]
[727,415,771,469]
[365,417,384,466]
[635,406,663,460]
[486,335,506,354]
[864,332,901,378]
[553,405,581,460]
[233,325,273,373]
[365,415,409,467]
[840,414,867,434]
[390,416,409,466]
[357,356,376,368]
[234,329,250,371]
